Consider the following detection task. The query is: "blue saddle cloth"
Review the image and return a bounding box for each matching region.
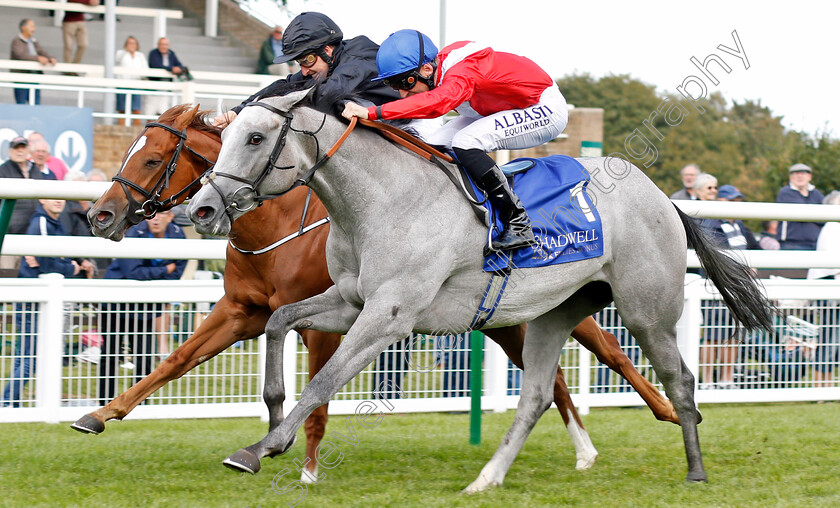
[471,155,604,272]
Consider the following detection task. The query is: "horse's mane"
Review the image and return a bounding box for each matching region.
[157,104,222,135]
[255,78,316,102]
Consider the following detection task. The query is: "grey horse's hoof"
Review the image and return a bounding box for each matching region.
[685,471,708,483]
[223,449,262,474]
[70,414,105,435]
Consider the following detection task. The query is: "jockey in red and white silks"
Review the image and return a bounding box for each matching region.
[369,40,568,153]
[343,30,568,251]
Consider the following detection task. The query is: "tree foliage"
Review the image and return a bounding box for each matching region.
[557,74,840,202]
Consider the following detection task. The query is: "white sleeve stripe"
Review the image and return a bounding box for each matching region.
[439,42,490,80]
[39,216,48,236]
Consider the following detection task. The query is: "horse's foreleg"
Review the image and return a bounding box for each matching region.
[484,324,597,471]
[71,296,268,434]
[571,316,681,424]
[224,286,362,474]
[465,311,574,494]
[298,329,342,483]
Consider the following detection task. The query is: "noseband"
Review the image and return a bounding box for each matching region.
[112,121,216,225]
[199,100,355,225]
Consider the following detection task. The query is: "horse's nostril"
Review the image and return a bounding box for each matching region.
[96,211,112,224]
[196,207,211,219]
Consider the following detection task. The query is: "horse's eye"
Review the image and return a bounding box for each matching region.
[145,159,162,168]
[249,134,263,145]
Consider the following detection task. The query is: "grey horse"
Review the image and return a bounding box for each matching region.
[188,88,771,491]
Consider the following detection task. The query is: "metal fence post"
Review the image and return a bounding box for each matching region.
[154,10,167,40]
[577,339,591,415]
[469,331,484,445]
[0,199,16,252]
[484,338,509,412]
[205,0,219,38]
[35,273,65,423]
[678,275,704,379]
[282,331,298,412]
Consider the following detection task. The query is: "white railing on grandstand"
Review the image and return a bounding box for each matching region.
[0,0,183,40]
[0,60,273,87]
[0,61,272,125]
[0,273,838,423]
[4,180,840,267]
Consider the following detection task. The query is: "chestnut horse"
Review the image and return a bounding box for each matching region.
[72,104,678,477]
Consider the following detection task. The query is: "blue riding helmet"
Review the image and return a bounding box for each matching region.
[373,29,438,81]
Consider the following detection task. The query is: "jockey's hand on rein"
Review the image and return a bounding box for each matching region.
[341,102,369,121]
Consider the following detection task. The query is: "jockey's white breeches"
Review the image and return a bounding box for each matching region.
[424,85,569,152]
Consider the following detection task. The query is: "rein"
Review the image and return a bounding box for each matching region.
[112,122,216,225]
[201,101,480,225]
[200,101,358,226]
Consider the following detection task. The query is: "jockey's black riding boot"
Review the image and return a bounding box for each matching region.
[454,148,536,252]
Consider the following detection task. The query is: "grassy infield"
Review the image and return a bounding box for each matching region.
[2,403,839,507]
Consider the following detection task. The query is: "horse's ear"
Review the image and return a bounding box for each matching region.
[173,104,201,130]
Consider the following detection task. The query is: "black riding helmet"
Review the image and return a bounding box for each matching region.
[273,12,343,70]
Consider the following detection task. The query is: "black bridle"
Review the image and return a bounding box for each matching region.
[112,121,216,225]
[199,101,333,224]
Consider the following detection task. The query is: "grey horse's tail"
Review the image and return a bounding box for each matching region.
[674,204,774,333]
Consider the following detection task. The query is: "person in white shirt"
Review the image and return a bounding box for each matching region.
[115,36,149,124]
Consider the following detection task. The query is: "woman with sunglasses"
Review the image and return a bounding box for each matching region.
[214,12,401,127]
[342,30,568,252]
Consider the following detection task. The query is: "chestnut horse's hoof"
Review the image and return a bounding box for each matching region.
[223,449,262,474]
[70,414,105,434]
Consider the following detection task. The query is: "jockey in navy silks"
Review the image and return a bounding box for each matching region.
[213,12,402,125]
[342,30,569,252]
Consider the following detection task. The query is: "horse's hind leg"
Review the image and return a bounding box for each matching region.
[485,324,598,471]
[571,317,681,424]
[464,307,578,494]
[614,296,706,482]
[297,329,341,483]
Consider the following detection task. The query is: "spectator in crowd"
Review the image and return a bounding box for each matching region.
[0,199,80,407]
[27,132,70,180]
[10,18,57,104]
[670,164,700,200]
[693,173,738,389]
[257,26,292,76]
[758,220,781,250]
[777,163,824,250]
[0,137,56,271]
[98,210,186,405]
[148,37,191,81]
[59,169,103,278]
[146,37,190,117]
[115,35,148,125]
[702,184,761,250]
[29,138,68,181]
[63,1,99,65]
[807,191,840,385]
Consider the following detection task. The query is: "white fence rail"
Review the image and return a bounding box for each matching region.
[0,274,838,423]
[3,179,840,267]
[2,175,840,424]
